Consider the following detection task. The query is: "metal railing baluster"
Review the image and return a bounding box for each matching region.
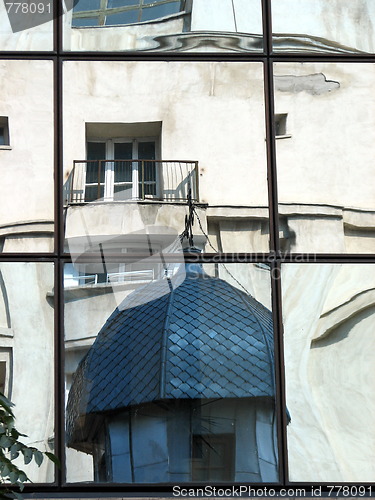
[65,159,199,204]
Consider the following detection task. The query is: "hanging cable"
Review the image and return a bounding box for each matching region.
[179,186,195,247]
[179,191,254,297]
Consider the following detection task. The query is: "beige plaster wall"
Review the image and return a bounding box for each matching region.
[63,60,268,209]
[0,60,54,234]
[282,263,375,482]
[0,2,53,51]
[0,263,54,482]
[272,0,375,53]
[275,62,375,212]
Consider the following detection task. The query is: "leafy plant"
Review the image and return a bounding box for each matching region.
[0,392,58,498]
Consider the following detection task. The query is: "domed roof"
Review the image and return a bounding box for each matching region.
[66,260,275,449]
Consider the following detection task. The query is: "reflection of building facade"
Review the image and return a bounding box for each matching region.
[0,0,374,486]
[63,0,375,54]
[67,260,278,482]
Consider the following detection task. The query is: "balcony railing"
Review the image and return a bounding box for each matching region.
[64,268,179,287]
[64,159,199,205]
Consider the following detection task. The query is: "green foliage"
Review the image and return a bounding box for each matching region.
[0,392,57,498]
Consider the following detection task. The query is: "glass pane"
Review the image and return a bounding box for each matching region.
[65,261,278,483]
[87,142,106,161]
[0,0,53,51]
[72,17,100,27]
[105,10,139,25]
[113,183,133,200]
[63,61,269,254]
[274,62,375,254]
[108,0,139,7]
[282,263,375,482]
[86,143,106,196]
[140,3,180,22]
[86,161,105,184]
[114,143,133,183]
[138,142,156,197]
[114,162,132,183]
[63,0,263,52]
[0,60,54,253]
[114,142,133,160]
[0,262,54,482]
[143,162,156,182]
[138,141,155,160]
[73,0,101,11]
[272,0,375,54]
[84,185,105,203]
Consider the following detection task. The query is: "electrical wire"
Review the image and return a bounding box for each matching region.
[179,194,255,297]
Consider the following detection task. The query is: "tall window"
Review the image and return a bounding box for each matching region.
[85,139,157,201]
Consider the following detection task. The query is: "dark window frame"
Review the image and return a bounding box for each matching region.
[0,117,10,147]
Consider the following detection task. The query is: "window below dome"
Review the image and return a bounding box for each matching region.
[72,0,184,27]
[64,249,172,288]
[192,433,235,481]
[83,399,277,483]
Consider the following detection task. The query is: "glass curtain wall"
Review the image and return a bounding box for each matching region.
[0,0,374,494]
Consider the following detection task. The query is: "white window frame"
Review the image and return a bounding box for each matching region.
[86,137,160,201]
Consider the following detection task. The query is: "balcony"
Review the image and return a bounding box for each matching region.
[64,159,199,205]
[64,267,178,288]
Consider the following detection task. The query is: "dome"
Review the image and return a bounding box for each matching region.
[67,260,275,450]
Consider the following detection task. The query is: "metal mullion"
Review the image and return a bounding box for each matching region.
[69,252,272,264]
[263,60,279,255]
[270,53,375,64]
[59,52,267,61]
[53,258,66,487]
[55,56,63,256]
[0,255,57,263]
[55,5,65,485]
[261,0,272,56]
[262,0,280,255]
[262,0,289,485]
[269,259,289,484]
[0,54,56,60]
[53,0,59,53]
[56,52,375,62]
[62,251,375,264]
[280,254,375,264]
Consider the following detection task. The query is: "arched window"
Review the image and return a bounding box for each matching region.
[72,0,184,27]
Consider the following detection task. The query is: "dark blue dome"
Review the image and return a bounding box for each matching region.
[67,262,275,448]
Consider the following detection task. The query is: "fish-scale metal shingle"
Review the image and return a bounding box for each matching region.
[66,263,275,447]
